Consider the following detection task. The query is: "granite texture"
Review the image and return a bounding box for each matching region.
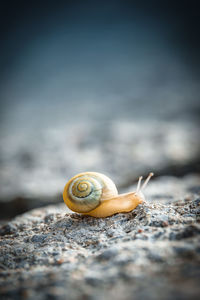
[0,175,199,300]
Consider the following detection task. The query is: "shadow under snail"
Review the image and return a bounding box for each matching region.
[63,172,154,217]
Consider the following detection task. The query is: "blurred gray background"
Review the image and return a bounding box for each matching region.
[0,0,200,219]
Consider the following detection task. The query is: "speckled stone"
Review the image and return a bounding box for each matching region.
[0,175,199,299]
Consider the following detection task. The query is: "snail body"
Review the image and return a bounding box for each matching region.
[63,172,153,218]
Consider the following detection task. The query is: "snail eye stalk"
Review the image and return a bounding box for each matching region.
[136,176,143,192]
[140,173,154,191]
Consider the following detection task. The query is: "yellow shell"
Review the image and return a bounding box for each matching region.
[63,172,118,213]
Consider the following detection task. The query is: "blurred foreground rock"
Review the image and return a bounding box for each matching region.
[0,175,199,300]
[0,120,199,218]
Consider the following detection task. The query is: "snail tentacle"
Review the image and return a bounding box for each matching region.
[140,172,154,191]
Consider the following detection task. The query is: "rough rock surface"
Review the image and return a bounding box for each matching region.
[0,120,199,218]
[0,175,199,300]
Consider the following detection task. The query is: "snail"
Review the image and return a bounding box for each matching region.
[63,172,154,217]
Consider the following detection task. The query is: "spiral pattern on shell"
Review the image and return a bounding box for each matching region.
[67,174,103,212]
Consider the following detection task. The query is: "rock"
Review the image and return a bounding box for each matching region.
[0,223,17,236]
[0,175,199,299]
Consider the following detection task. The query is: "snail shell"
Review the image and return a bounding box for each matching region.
[63,172,118,213]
